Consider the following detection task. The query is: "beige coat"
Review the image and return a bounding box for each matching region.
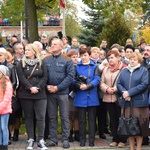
[100,66,122,103]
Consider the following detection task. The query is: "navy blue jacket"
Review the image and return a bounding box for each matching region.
[117,66,149,107]
[141,58,150,92]
[44,53,74,95]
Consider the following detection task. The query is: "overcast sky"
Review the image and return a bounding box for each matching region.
[71,0,88,19]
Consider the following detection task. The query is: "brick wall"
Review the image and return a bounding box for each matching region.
[0,26,63,38]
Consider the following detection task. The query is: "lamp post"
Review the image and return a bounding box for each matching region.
[25,0,29,41]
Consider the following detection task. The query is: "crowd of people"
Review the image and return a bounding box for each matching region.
[0,34,149,150]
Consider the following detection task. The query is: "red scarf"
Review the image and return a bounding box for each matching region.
[109,65,120,72]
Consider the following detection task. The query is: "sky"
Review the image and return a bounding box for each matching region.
[71,0,88,20]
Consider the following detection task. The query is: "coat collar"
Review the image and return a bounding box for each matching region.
[78,60,95,66]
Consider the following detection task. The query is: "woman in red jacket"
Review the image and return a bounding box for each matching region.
[0,65,13,150]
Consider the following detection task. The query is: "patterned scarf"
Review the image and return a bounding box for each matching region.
[25,58,39,66]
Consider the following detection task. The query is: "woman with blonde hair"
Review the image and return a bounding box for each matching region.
[117,52,149,150]
[17,44,48,150]
[0,47,17,144]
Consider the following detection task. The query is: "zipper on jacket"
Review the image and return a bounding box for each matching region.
[129,72,132,89]
[142,93,145,100]
[87,65,90,96]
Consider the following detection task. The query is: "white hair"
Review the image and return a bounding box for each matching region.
[33,41,43,49]
[0,48,7,54]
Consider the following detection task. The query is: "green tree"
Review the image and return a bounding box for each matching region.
[143,11,150,25]
[141,0,150,13]
[0,0,24,24]
[80,0,147,47]
[65,15,81,38]
[0,0,56,42]
[99,12,132,47]
[0,0,81,41]
[101,0,143,17]
[63,0,81,38]
[78,1,105,46]
[82,0,95,3]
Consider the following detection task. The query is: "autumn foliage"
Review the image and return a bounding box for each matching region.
[139,23,150,44]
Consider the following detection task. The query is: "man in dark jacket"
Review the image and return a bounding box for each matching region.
[141,44,150,145]
[100,39,109,54]
[5,36,18,49]
[44,39,74,149]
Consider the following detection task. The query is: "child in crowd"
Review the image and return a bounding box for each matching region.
[0,65,13,150]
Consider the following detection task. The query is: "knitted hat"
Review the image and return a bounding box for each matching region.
[0,65,7,76]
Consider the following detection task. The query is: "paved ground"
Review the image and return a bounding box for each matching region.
[9,134,150,150]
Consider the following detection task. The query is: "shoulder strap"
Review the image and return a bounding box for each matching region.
[27,64,37,79]
[122,100,133,117]
[112,68,123,87]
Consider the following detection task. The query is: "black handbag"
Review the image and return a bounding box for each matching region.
[74,75,87,89]
[12,95,21,112]
[117,101,141,137]
[76,75,87,84]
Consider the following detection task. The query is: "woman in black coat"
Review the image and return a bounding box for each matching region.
[17,44,48,150]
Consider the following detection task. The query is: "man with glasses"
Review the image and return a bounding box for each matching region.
[141,45,150,146]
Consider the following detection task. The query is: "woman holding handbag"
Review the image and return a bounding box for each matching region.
[100,50,127,148]
[117,52,149,150]
[17,44,48,150]
[73,48,100,147]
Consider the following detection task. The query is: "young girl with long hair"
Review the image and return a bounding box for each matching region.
[0,65,13,150]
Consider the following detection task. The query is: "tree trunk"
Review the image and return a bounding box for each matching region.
[27,0,39,42]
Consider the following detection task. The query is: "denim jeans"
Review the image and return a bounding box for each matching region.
[0,114,10,145]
